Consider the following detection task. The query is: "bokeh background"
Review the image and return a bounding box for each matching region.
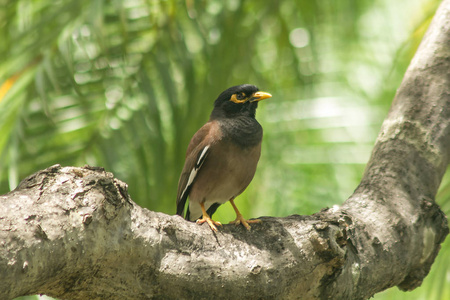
[1,0,448,299]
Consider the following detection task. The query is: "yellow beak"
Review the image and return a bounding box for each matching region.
[249,91,272,102]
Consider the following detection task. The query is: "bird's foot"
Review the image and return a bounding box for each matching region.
[229,214,262,230]
[197,216,222,232]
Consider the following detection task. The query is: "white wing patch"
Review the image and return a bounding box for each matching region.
[179,145,210,202]
[197,146,209,167]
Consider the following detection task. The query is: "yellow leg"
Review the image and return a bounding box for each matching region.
[196,202,222,232]
[228,199,261,230]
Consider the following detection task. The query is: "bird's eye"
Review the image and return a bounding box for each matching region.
[230,92,248,103]
[236,93,245,100]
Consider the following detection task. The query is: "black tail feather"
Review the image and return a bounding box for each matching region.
[206,203,221,218]
[186,202,222,221]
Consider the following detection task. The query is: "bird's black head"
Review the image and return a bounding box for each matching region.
[210,84,272,119]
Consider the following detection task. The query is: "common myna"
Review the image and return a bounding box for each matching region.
[176,84,272,231]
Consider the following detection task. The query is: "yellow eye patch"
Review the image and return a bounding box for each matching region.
[230,93,247,104]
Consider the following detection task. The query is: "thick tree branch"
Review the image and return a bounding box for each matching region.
[1,1,449,299]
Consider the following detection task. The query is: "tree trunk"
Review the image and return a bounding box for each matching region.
[1,1,449,299]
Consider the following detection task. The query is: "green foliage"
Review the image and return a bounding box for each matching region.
[1,0,447,299]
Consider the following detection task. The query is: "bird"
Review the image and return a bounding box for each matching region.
[176,84,272,231]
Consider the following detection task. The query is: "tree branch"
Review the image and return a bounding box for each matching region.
[1,1,449,299]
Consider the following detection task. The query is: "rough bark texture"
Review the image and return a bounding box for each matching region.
[1,1,450,300]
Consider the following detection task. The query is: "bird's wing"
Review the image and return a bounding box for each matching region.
[176,122,217,217]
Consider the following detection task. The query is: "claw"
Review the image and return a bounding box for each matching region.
[229,198,261,230]
[197,216,222,232]
[197,202,222,232]
[229,215,261,230]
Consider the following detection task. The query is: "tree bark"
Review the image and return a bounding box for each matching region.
[1,1,449,299]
